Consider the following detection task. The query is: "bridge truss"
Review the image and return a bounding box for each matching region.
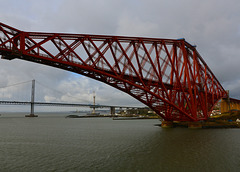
[0,22,227,121]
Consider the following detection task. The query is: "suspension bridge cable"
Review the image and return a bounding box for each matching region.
[35,80,92,103]
[0,79,92,104]
[0,80,32,89]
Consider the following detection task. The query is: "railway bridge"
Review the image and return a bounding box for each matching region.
[0,22,232,123]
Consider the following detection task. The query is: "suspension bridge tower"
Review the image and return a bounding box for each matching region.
[25,80,38,117]
[87,91,100,116]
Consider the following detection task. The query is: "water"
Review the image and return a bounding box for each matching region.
[0,113,239,172]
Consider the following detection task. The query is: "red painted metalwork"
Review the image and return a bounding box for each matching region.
[0,22,227,121]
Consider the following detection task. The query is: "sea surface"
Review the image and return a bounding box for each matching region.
[0,112,239,172]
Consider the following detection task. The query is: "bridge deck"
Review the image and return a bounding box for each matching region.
[0,100,141,109]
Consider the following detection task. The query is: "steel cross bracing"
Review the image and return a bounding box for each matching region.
[0,22,227,121]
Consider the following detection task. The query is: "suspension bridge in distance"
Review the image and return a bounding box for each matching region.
[0,80,140,117]
[0,100,136,115]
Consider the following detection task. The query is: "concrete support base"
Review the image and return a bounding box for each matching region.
[87,113,100,116]
[25,114,38,117]
[161,121,173,128]
[159,121,239,129]
[188,122,202,129]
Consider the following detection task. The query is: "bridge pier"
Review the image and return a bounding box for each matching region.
[25,113,38,117]
[188,122,202,129]
[161,121,202,128]
[161,121,173,128]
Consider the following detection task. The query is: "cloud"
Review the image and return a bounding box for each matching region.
[116,15,159,37]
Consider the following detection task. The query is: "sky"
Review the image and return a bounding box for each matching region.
[0,0,240,109]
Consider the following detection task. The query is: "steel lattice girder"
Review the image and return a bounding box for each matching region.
[0,22,227,121]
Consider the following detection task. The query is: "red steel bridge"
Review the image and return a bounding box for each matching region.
[0,22,228,122]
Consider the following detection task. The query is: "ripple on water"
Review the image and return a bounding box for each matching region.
[0,116,239,171]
